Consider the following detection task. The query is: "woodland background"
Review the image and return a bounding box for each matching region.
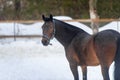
[0,0,120,20]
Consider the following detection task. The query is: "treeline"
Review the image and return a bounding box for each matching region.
[0,0,120,20]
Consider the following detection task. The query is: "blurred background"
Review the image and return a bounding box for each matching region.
[0,0,120,20]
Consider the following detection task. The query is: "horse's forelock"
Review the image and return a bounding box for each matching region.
[43,18,52,22]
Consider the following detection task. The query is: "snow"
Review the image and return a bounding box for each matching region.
[0,16,119,80]
[99,21,120,32]
[54,16,72,20]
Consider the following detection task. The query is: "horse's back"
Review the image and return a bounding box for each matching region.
[93,29,120,66]
[95,29,120,39]
[94,29,120,46]
[94,29,120,47]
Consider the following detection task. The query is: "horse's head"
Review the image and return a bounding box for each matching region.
[41,14,55,46]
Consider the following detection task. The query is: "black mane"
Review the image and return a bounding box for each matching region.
[54,19,85,34]
[43,17,52,21]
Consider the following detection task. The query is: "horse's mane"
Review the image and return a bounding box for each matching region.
[54,19,85,34]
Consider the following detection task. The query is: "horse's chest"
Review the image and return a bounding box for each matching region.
[84,40,100,66]
[85,51,99,66]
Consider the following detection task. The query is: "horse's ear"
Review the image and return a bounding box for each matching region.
[50,14,53,21]
[42,15,45,21]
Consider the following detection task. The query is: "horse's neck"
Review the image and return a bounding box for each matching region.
[54,20,87,47]
[55,28,72,47]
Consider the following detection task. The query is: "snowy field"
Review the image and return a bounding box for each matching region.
[0,16,119,80]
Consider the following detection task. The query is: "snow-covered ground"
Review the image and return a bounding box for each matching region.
[0,16,119,80]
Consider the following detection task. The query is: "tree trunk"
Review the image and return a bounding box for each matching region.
[89,0,99,34]
[0,0,5,20]
[14,0,21,20]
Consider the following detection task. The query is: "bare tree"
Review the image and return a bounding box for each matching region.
[14,0,21,19]
[0,0,6,20]
[89,0,99,34]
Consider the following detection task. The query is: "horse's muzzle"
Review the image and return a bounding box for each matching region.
[41,39,50,46]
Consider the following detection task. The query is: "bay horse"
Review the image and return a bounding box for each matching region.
[41,14,120,80]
